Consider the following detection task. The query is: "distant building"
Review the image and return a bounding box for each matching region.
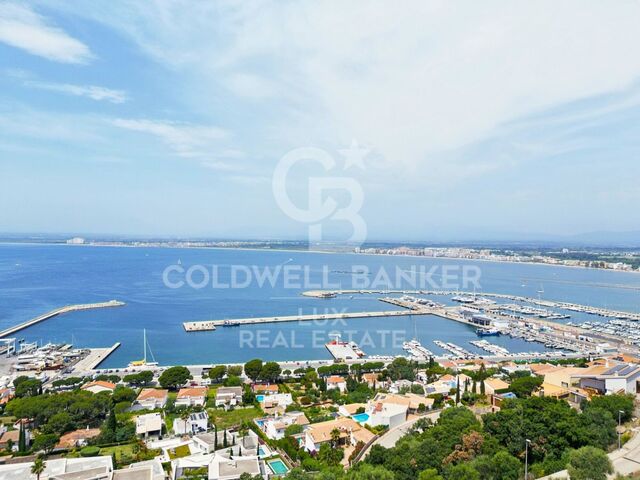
[66,237,86,245]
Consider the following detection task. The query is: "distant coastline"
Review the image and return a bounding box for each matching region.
[2,238,640,281]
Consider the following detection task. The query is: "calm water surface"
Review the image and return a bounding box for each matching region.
[1,244,639,367]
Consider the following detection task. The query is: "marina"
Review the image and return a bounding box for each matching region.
[3,244,640,367]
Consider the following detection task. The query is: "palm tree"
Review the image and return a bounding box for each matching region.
[31,455,45,480]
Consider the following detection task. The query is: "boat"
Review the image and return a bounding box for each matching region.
[223,320,240,327]
[476,328,501,337]
[128,329,159,368]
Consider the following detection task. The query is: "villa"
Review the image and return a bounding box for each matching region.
[81,380,117,394]
[215,386,243,409]
[260,392,293,409]
[326,375,347,392]
[252,384,279,394]
[483,378,510,395]
[173,411,209,436]
[256,411,309,440]
[176,386,208,407]
[304,417,374,453]
[135,412,163,439]
[136,388,169,409]
[56,428,102,449]
[364,401,408,429]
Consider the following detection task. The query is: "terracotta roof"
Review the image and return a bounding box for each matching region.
[306,417,374,445]
[484,378,510,391]
[362,373,378,382]
[252,384,279,393]
[137,388,168,401]
[0,431,19,444]
[82,381,116,391]
[529,363,562,375]
[177,387,208,398]
[327,375,346,384]
[56,428,101,448]
[340,403,367,415]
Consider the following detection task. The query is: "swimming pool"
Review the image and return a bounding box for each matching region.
[268,459,289,475]
[352,413,370,423]
[256,394,265,402]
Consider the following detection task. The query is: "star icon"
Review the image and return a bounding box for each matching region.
[339,139,369,170]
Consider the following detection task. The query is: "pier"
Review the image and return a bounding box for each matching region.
[71,342,121,373]
[0,300,125,338]
[183,309,428,331]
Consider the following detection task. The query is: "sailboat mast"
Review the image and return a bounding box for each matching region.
[143,329,147,364]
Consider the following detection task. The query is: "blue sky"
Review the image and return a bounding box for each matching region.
[1,1,640,241]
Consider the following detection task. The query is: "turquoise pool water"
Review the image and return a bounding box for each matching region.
[352,413,369,423]
[256,395,265,402]
[268,459,289,475]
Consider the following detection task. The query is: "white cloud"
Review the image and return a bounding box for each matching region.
[111,118,229,158]
[57,0,640,169]
[0,2,93,63]
[24,80,127,103]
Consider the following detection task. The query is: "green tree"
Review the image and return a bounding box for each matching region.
[418,469,443,480]
[14,378,42,398]
[32,433,59,454]
[31,455,46,480]
[387,357,416,381]
[244,359,263,382]
[567,446,612,480]
[123,370,153,387]
[447,463,480,480]
[509,376,542,397]
[259,362,282,383]
[584,394,634,422]
[18,422,26,452]
[158,366,192,390]
[44,412,74,435]
[209,365,227,383]
[112,386,137,403]
[227,365,243,376]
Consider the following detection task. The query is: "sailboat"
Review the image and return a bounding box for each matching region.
[128,329,159,368]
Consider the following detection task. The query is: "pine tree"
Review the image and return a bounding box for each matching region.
[455,378,460,404]
[214,425,218,450]
[223,429,228,448]
[480,379,486,395]
[472,379,477,394]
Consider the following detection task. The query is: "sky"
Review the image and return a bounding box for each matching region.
[1,1,640,242]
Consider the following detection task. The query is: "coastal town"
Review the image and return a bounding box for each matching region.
[355,246,640,272]
[0,339,639,480]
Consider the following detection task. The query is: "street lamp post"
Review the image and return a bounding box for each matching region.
[618,410,625,449]
[525,438,531,479]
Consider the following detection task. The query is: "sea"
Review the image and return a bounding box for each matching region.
[1,243,639,368]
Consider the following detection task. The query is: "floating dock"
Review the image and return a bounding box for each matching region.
[0,300,125,338]
[183,309,428,331]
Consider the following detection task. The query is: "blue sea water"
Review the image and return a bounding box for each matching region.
[1,243,639,367]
